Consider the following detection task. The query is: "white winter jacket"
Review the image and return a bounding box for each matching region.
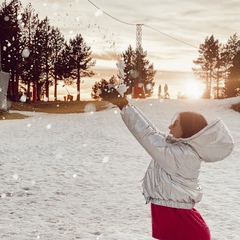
[121,105,234,209]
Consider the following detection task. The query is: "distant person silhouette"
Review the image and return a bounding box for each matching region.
[158,85,162,99]
[164,84,170,99]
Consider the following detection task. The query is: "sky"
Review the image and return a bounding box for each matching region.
[1,97,240,239]
[17,0,240,99]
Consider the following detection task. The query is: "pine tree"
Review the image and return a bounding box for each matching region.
[193,35,221,98]
[91,78,109,100]
[119,45,136,95]
[49,27,65,101]
[67,34,95,101]
[0,0,22,101]
[225,50,240,97]
[20,3,39,102]
[222,34,240,97]
[120,45,156,97]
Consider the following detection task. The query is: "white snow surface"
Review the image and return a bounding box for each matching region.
[1,97,240,240]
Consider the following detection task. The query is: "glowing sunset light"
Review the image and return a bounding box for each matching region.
[18,0,240,100]
[183,81,205,99]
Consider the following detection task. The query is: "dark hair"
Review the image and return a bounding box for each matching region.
[179,112,208,138]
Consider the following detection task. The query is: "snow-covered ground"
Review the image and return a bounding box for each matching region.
[1,97,240,240]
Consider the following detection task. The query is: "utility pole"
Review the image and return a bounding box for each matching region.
[136,24,143,84]
[133,24,145,98]
[136,24,143,54]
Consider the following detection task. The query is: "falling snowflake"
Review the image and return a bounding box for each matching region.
[84,103,96,113]
[22,47,30,58]
[146,83,152,90]
[95,10,103,17]
[129,70,139,79]
[13,174,19,180]
[43,96,48,102]
[102,156,109,163]
[20,94,27,102]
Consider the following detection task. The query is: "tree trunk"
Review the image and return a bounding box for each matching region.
[0,42,2,71]
[45,78,49,99]
[26,79,31,103]
[54,73,57,101]
[76,67,80,101]
[216,70,219,99]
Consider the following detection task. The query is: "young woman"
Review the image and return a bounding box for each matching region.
[100,87,234,240]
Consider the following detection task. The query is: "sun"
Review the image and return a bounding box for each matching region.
[182,81,205,99]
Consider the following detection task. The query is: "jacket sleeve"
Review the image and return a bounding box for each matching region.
[121,105,189,174]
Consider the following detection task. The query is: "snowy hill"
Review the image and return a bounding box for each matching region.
[1,97,240,240]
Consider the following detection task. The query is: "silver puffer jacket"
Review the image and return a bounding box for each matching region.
[121,105,234,209]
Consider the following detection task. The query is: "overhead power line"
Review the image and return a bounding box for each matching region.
[87,0,198,49]
[87,0,135,26]
[144,24,198,49]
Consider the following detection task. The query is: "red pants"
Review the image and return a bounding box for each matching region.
[151,203,211,240]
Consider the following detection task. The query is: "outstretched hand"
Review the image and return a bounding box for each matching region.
[100,85,128,110]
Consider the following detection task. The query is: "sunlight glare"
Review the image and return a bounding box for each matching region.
[183,81,204,99]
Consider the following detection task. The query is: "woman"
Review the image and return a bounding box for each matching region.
[100,86,234,240]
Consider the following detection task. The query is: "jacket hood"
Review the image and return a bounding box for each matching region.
[179,118,234,162]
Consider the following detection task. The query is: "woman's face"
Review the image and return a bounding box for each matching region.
[169,115,183,138]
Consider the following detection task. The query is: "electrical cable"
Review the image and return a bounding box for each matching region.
[87,0,135,26]
[87,0,198,49]
[144,24,198,49]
